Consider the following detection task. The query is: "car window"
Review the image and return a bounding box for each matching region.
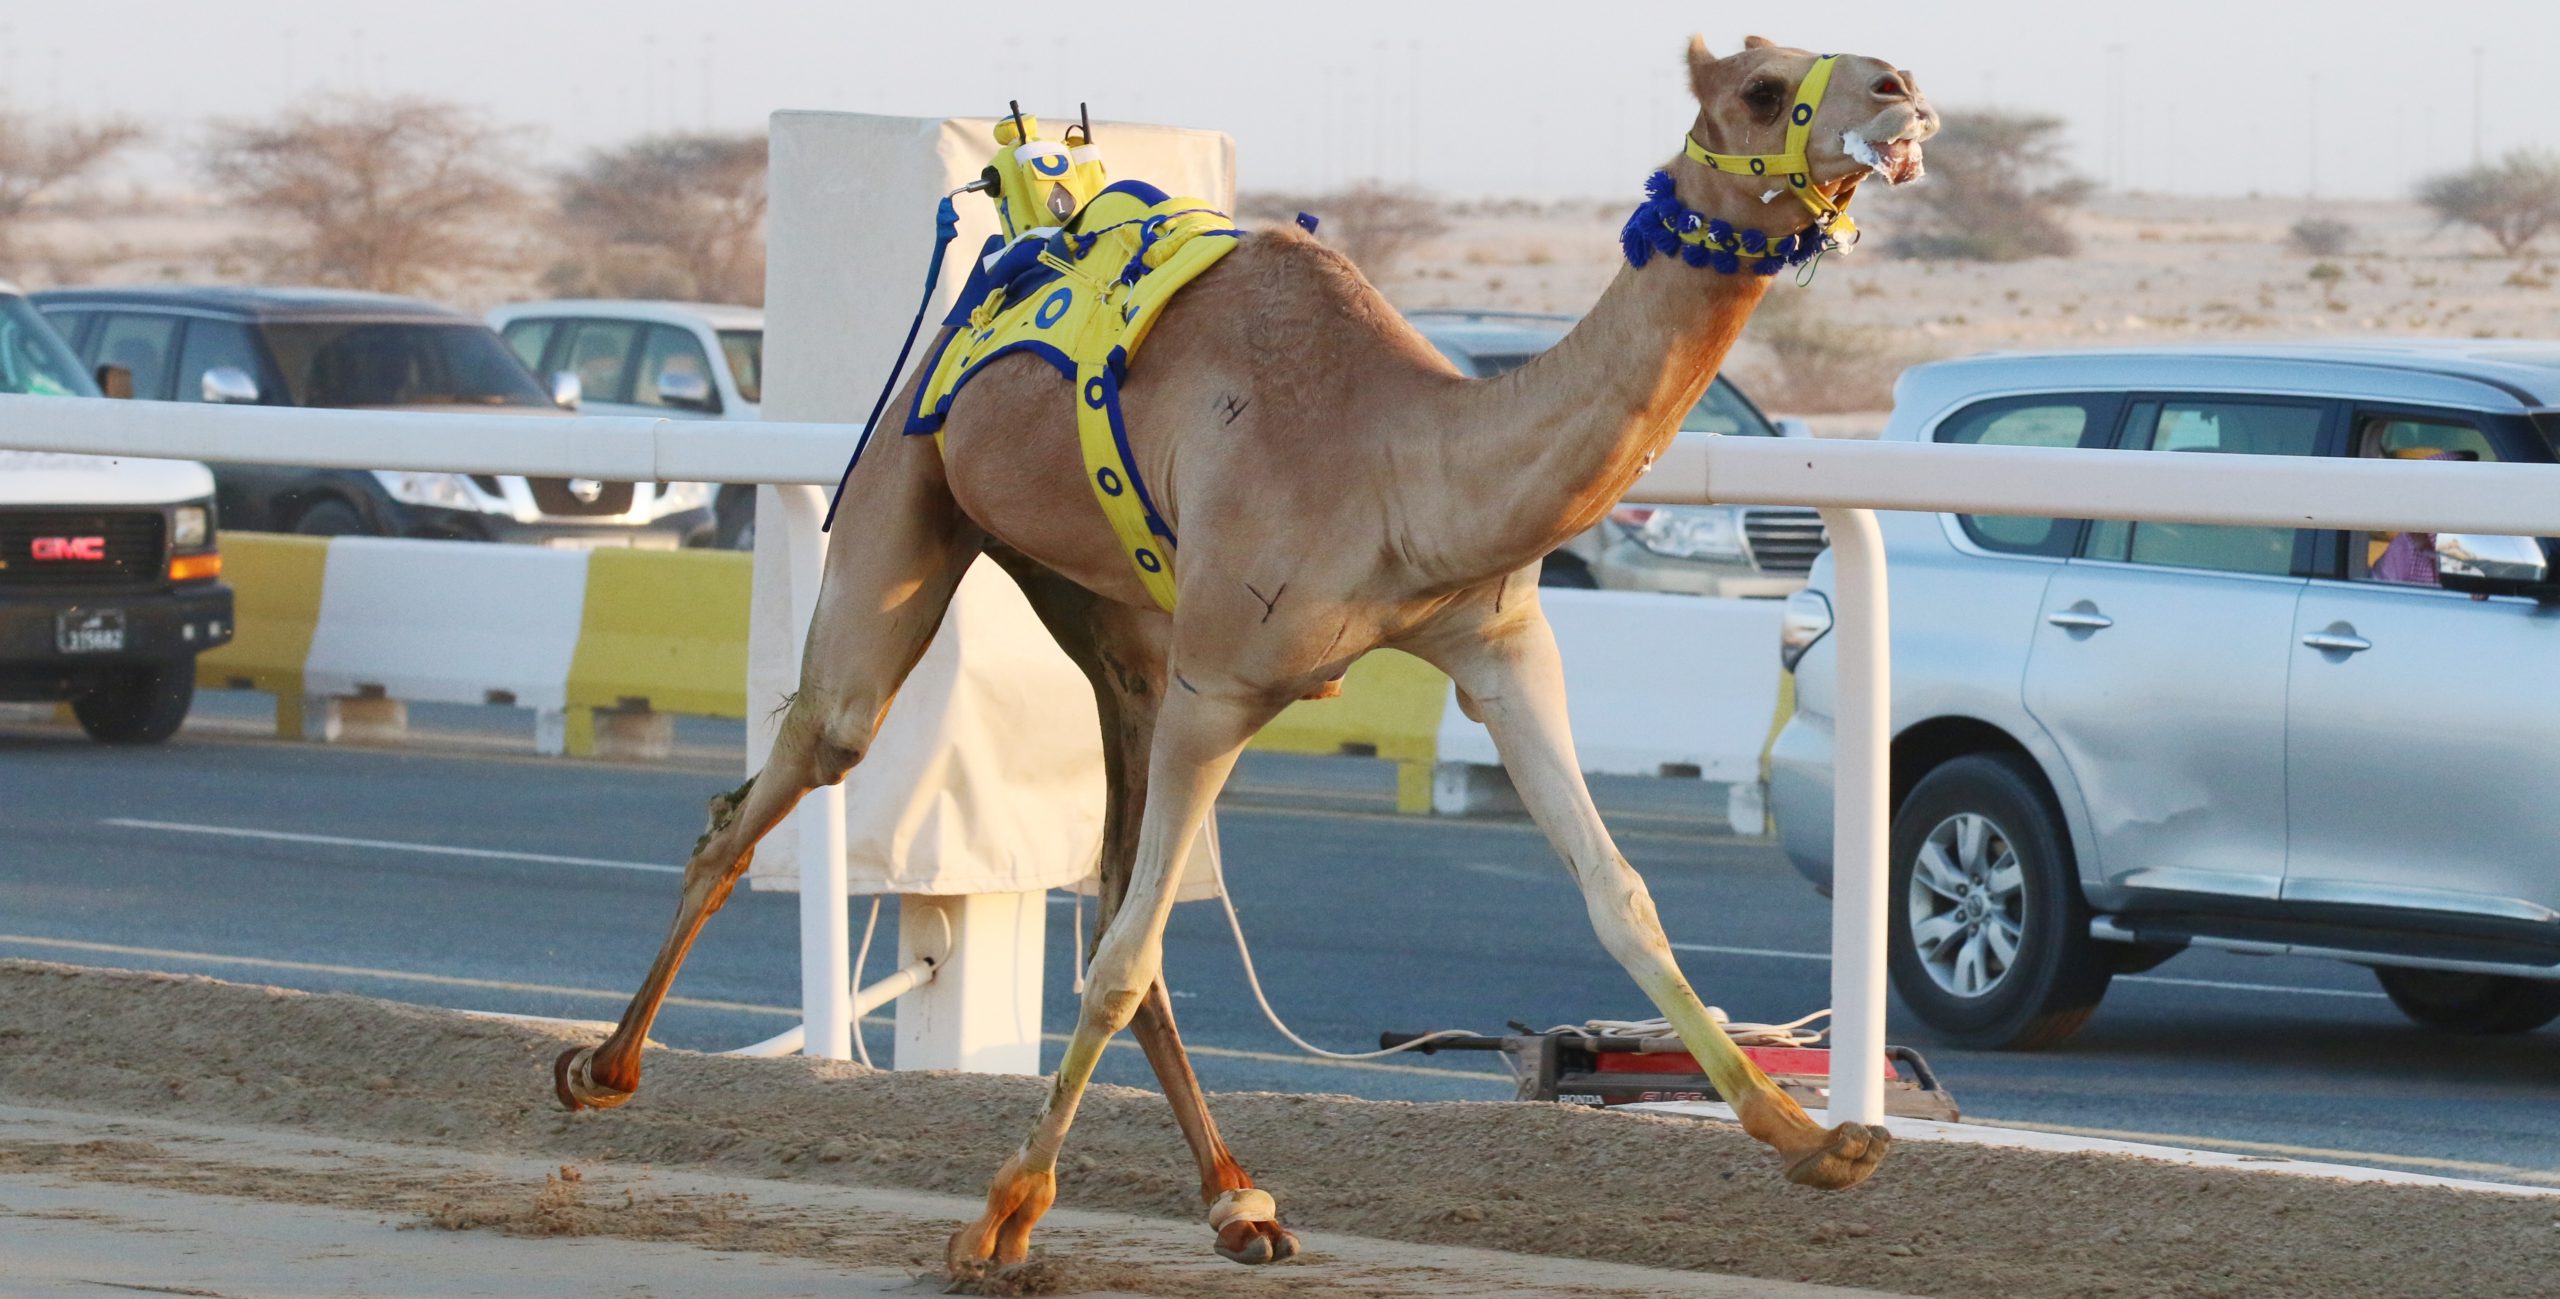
[36,308,96,353]
[632,325,718,411]
[501,318,558,372]
[718,329,761,403]
[260,322,552,408]
[563,320,642,404]
[1934,396,2114,556]
[0,297,96,396]
[2347,413,2500,586]
[92,313,181,400]
[2085,399,2327,577]
[1681,377,1776,435]
[174,318,272,403]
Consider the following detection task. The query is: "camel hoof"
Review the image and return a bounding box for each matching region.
[1215,1218,1300,1265]
[552,1046,633,1112]
[1783,1119,1891,1190]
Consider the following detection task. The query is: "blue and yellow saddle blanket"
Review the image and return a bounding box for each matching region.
[904,114,1241,611]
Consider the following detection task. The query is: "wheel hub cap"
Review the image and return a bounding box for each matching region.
[1908,812,2027,999]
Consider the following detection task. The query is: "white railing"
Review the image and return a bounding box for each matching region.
[11,392,2559,1125]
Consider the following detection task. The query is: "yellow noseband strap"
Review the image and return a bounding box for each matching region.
[1683,54,1856,240]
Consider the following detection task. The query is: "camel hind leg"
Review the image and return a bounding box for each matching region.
[556,426,981,1110]
[988,549,1297,1264]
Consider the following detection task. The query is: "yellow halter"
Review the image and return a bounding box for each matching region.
[1681,54,1858,245]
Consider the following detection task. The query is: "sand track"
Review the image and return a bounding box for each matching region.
[3,960,2553,1298]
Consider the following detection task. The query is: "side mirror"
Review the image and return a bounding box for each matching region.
[95,364,134,400]
[550,371,583,411]
[655,369,715,412]
[1772,417,1813,439]
[201,366,261,404]
[2437,532,2555,599]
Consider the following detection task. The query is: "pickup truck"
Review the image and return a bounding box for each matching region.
[0,283,231,743]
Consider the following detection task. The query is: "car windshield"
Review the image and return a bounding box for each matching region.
[1469,347,1777,436]
[0,296,98,397]
[261,321,552,408]
[719,329,762,404]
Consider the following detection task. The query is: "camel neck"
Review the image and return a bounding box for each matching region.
[1414,228,1772,588]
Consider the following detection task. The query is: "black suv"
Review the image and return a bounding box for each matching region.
[32,287,716,547]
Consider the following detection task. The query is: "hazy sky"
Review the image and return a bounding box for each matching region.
[5,0,2551,201]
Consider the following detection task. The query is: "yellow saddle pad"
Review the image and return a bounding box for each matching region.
[907,183,1241,611]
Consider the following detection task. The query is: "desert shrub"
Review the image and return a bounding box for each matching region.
[1239,182,1448,280]
[2416,151,2560,256]
[1886,109,2092,262]
[549,133,766,305]
[1737,289,1930,414]
[0,112,144,266]
[204,96,528,293]
[2287,217,2354,256]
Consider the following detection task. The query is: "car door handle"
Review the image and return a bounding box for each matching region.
[2302,631,2373,653]
[2046,609,2115,630]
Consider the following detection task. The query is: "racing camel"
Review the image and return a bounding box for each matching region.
[553,32,1938,1277]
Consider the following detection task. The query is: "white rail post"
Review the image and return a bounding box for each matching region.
[773,484,855,1061]
[1818,506,1891,1127]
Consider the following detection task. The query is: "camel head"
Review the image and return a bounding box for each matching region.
[1679,34,1937,226]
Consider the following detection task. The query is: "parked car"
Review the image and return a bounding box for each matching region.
[1405,309,1822,596]
[0,281,231,743]
[487,299,762,549]
[1770,342,2560,1048]
[31,287,716,547]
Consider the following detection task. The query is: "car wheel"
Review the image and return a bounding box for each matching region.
[73,663,195,744]
[2374,968,2560,1035]
[293,500,368,536]
[1539,553,1597,588]
[1887,752,2109,1049]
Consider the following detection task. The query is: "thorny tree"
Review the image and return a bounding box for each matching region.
[549,133,768,305]
[204,96,529,294]
[0,113,144,264]
[1885,108,2091,262]
[2417,151,2560,257]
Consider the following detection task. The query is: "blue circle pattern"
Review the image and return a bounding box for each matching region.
[1083,376,1108,407]
[1135,548,1162,573]
[1036,287,1074,329]
[1095,467,1123,496]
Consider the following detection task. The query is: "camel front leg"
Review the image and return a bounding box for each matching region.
[947,685,1276,1276]
[1414,599,1889,1189]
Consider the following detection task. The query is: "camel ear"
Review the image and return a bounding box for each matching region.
[1743,34,1776,50]
[1686,34,1718,101]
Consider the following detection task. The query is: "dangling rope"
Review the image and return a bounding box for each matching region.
[822,187,975,532]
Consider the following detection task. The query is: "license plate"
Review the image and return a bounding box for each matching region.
[56,608,126,654]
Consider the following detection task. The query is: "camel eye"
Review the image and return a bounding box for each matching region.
[1742,79,1786,116]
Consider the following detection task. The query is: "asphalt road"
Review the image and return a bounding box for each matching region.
[3,705,2553,1188]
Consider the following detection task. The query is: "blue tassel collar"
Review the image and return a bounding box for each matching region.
[1620,170,1840,277]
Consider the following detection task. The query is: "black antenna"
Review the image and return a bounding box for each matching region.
[1080,101,1093,141]
[1008,99,1027,140]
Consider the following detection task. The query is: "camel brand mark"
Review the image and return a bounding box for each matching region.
[904,108,1242,612]
[31,536,107,561]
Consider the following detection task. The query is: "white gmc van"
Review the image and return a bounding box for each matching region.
[0,282,231,742]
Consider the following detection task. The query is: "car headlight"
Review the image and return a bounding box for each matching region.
[1779,588,1834,671]
[372,470,486,511]
[171,503,210,549]
[653,481,717,514]
[1613,505,1746,561]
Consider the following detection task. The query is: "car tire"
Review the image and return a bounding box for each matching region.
[1887,752,2110,1049]
[2374,968,2560,1035]
[1539,553,1597,588]
[293,500,368,536]
[73,663,195,744]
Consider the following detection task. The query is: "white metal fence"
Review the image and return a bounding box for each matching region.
[13,390,2560,1123]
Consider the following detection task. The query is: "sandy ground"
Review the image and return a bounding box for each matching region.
[3,961,2556,1299]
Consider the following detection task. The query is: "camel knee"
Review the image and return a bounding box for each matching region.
[1580,857,1678,972]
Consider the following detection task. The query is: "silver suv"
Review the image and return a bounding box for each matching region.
[1406,310,1823,596]
[1771,343,2560,1048]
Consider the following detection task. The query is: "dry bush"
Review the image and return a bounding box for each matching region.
[547,132,766,305]
[203,95,529,294]
[2416,151,2560,256]
[1239,181,1448,279]
[1737,289,1929,414]
[0,112,144,266]
[1884,109,2091,262]
[2287,217,2354,256]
